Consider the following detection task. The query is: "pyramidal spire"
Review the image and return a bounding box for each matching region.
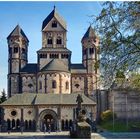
[42,6,67,31]
[54,5,56,11]
[82,25,96,41]
[7,25,29,42]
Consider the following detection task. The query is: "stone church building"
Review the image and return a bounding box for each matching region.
[0,7,99,132]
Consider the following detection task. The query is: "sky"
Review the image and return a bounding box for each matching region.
[0,1,102,94]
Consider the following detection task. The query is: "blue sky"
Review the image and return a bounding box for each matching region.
[0,1,102,94]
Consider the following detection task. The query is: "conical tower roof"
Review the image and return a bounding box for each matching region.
[7,25,29,42]
[42,6,67,31]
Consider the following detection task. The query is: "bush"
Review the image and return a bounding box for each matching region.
[101,110,116,122]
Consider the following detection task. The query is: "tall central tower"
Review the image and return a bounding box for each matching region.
[38,6,71,70]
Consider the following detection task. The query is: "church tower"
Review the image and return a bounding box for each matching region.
[81,25,100,95]
[7,25,29,97]
[38,6,71,70]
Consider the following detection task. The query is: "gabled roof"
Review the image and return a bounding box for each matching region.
[37,48,71,53]
[70,63,86,69]
[82,25,96,41]
[41,59,69,72]
[70,63,87,73]
[42,6,67,31]
[0,93,96,106]
[20,64,38,73]
[7,25,29,42]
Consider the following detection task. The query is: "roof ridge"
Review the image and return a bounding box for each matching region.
[7,25,29,42]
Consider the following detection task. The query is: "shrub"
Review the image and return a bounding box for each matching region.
[101,110,116,122]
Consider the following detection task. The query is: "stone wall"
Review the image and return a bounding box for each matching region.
[109,90,140,120]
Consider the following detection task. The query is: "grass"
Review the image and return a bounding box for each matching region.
[99,120,140,132]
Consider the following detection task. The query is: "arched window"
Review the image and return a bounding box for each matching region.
[12,119,16,129]
[52,80,57,88]
[52,21,57,28]
[33,120,36,131]
[61,120,65,131]
[89,48,94,54]
[29,120,32,129]
[25,120,28,130]
[28,83,33,88]
[47,38,52,44]
[69,120,73,129]
[57,37,62,45]
[14,47,18,53]
[66,81,69,90]
[75,84,80,88]
[7,119,11,130]
[39,81,42,90]
[65,120,69,130]
[16,119,20,129]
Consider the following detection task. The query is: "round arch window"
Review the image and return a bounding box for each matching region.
[11,110,17,117]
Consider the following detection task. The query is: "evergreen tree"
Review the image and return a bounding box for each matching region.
[0,89,7,103]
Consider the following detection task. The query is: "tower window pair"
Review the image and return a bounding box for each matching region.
[61,54,69,59]
[47,38,62,45]
[40,54,47,58]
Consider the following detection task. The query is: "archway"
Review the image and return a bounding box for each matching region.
[39,109,58,132]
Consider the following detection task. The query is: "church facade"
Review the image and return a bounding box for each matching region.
[0,7,99,132]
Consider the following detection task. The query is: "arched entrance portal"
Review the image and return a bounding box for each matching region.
[39,109,58,132]
[43,114,55,130]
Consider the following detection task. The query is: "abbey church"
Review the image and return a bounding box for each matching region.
[0,7,99,132]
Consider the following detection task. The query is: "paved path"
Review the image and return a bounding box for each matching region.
[0,131,140,139]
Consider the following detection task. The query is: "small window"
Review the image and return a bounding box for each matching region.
[28,83,33,88]
[11,110,17,116]
[57,38,62,45]
[52,80,57,88]
[39,81,42,90]
[14,47,18,53]
[22,48,25,53]
[52,21,57,28]
[40,54,43,58]
[90,48,94,54]
[75,84,80,88]
[61,54,69,59]
[66,81,69,90]
[47,38,52,44]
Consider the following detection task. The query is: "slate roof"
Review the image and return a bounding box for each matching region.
[70,64,87,73]
[0,93,96,106]
[7,25,29,42]
[42,7,67,30]
[37,48,71,53]
[82,25,96,41]
[41,59,69,72]
[20,64,38,73]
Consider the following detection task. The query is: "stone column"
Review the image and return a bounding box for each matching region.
[20,107,24,133]
[36,106,40,132]
[57,107,62,131]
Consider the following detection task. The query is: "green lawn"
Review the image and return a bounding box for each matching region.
[99,120,140,132]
